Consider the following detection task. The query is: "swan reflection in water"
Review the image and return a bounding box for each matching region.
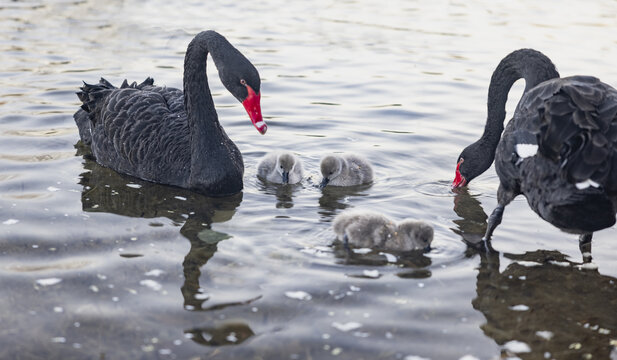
[452,189,617,358]
[77,153,256,346]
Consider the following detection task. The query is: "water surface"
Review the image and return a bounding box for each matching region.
[2,0,617,359]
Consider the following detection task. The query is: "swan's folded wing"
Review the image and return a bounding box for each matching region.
[102,88,189,170]
[532,76,617,192]
[78,78,191,181]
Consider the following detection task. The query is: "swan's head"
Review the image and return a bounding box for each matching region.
[215,39,267,135]
[452,141,494,189]
[276,153,296,184]
[395,220,434,251]
[319,155,343,188]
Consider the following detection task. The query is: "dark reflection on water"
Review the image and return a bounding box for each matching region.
[317,183,373,218]
[77,145,259,345]
[451,187,488,251]
[452,186,617,359]
[77,145,241,226]
[474,249,617,359]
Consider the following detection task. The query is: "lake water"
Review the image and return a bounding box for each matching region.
[2,0,617,359]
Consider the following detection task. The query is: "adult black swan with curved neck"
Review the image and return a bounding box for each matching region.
[74,30,267,196]
[452,49,617,256]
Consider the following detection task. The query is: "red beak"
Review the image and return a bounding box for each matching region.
[451,159,467,189]
[242,85,267,135]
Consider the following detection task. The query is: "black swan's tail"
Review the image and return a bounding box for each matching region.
[74,77,154,145]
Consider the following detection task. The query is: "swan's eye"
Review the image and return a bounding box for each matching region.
[240,79,247,86]
[329,171,333,175]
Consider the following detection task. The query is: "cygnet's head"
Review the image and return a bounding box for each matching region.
[277,153,296,184]
[393,220,434,251]
[320,155,343,188]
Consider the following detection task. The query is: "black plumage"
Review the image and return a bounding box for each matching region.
[452,49,617,255]
[74,30,265,196]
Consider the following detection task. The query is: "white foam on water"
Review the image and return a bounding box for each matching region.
[503,340,531,353]
[331,321,362,332]
[362,269,380,278]
[535,331,554,340]
[379,252,397,263]
[285,291,312,301]
[36,278,62,286]
[139,279,162,291]
[144,269,165,277]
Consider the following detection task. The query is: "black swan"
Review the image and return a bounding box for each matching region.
[452,49,617,254]
[74,30,266,196]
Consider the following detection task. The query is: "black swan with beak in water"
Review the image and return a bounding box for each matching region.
[452,49,617,254]
[74,30,266,196]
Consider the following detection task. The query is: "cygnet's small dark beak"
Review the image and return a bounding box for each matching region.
[343,233,352,254]
[282,171,289,184]
[319,177,329,189]
[423,245,432,253]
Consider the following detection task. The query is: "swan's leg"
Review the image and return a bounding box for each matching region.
[483,205,504,241]
[483,184,516,242]
[579,233,593,263]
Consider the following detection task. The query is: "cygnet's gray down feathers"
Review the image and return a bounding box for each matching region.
[257,152,303,184]
[333,210,433,251]
[320,154,373,187]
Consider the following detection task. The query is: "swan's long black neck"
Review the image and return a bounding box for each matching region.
[183,31,224,147]
[183,31,242,193]
[480,49,560,153]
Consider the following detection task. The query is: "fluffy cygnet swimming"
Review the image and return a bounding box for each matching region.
[257,152,303,184]
[320,154,373,187]
[332,210,433,252]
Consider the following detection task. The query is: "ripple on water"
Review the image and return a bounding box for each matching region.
[424,234,473,265]
[413,177,519,202]
[0,151,75,162]
[414,180,460,198]
[2,127,76,137]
